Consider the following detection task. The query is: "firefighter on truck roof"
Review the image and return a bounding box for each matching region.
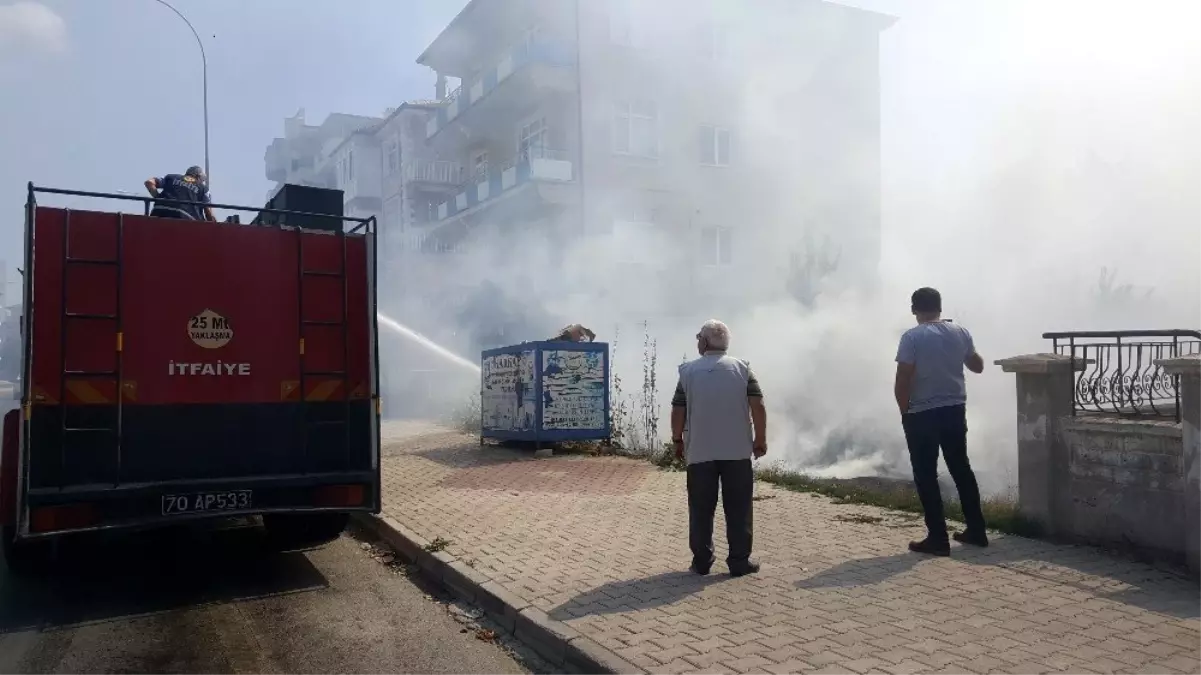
[144,165,215,221]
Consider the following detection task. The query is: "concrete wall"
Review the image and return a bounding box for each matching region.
[997,353,1200,575]
[1061,417,1184,556]
[342,135,382,204]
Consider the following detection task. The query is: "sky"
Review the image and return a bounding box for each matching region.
[0,0,461,286]
[1,0,1198,487]
[1,0,1196,277]
[0,0,1195,266]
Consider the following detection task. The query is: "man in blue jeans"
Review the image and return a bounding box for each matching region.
[894,287,988,555]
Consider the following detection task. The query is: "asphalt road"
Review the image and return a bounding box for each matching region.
[0,520,531,674]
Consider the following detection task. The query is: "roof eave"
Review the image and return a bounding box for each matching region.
[825,1,898,32]
[416,0,484,71]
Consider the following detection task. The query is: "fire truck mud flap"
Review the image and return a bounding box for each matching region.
[3,409,54,575]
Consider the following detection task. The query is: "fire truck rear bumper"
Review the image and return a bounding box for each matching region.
[15,471,379,540]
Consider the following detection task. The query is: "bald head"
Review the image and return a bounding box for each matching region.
[698,319,730,353]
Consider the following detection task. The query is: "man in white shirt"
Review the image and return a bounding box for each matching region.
[894,287,988,556]
[670,320,767,576]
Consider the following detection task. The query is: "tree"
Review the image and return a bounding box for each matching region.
[786,231,841,309]
[1091,266,1154,308]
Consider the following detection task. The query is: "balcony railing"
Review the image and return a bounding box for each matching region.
[1044,329,1201,422]
[403,159,464,185]
[426,39,576,139]
[430,147,573,222]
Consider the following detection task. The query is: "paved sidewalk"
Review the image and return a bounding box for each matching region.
[379,422,1200,675]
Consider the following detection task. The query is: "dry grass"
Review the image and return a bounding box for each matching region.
[754,465,1043,538]
[449,394,481,435]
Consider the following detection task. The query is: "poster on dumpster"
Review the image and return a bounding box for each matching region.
[542,349,606,430]
[481,350,536,431]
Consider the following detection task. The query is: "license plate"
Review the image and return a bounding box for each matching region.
[162,490,252,516]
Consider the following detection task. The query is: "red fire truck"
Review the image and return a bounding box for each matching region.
[0,184,381,574]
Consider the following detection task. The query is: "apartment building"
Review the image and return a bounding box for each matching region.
[263,105,466,305]
[264,108,380,200]
[264,1,893,317]
[415,0,895,319]
[262,0,894,414]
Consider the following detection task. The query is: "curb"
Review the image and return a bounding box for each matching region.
[353,513,645,675]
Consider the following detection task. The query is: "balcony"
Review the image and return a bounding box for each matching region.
[431,147,574,223]
[426,39,576,141]
[402,159,465,186]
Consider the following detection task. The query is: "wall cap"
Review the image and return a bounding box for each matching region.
[995,353,1093,374]
[1156,354,1201,376]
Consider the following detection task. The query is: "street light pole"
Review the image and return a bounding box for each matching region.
[153,0,209,186]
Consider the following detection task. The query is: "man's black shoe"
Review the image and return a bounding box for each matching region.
[953,530,989,547]
[728,559,761,577]
[690,557,715,575]
[908,538,950,556]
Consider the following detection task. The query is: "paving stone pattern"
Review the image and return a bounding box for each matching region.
[379,422,1201,675]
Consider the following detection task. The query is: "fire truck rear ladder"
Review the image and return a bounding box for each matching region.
[297,226,351,469]
[59,209,124,484]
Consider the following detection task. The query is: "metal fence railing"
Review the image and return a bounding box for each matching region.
[402,159,463,185]
[426,146,573,222]
[1044,329,1201,422]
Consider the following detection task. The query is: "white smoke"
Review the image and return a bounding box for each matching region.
[0,1,68,59]
[380,0,1201,495]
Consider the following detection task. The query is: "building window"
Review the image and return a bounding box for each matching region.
[613,100,658,158]
[337,149,355,188]
[700,226,732,265]
[517,24,542,54]
[518,117,548,160]
[385,136,400,176]
[701,21,726,60]
[472,150,489,180]
[609,0,636,46]
[699,126,731,166]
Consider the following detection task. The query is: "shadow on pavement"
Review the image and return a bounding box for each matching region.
[795,552,923,589]
[794,535,1200,620]
[0,519,329,634]
[410,442,532,468]
[956,537,1201,620]
[549,571,727,620]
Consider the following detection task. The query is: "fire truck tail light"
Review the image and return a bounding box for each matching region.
[312,484,365,508]
[30,503,98,533]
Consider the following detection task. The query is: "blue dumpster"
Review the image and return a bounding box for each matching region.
[480,341,610,443]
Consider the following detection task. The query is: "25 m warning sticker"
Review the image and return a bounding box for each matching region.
[188,309,233,349]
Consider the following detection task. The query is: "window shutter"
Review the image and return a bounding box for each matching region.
[700,227,717,265]
[717,129,731,165]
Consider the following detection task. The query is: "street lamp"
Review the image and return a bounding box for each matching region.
[153,0,209,186]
